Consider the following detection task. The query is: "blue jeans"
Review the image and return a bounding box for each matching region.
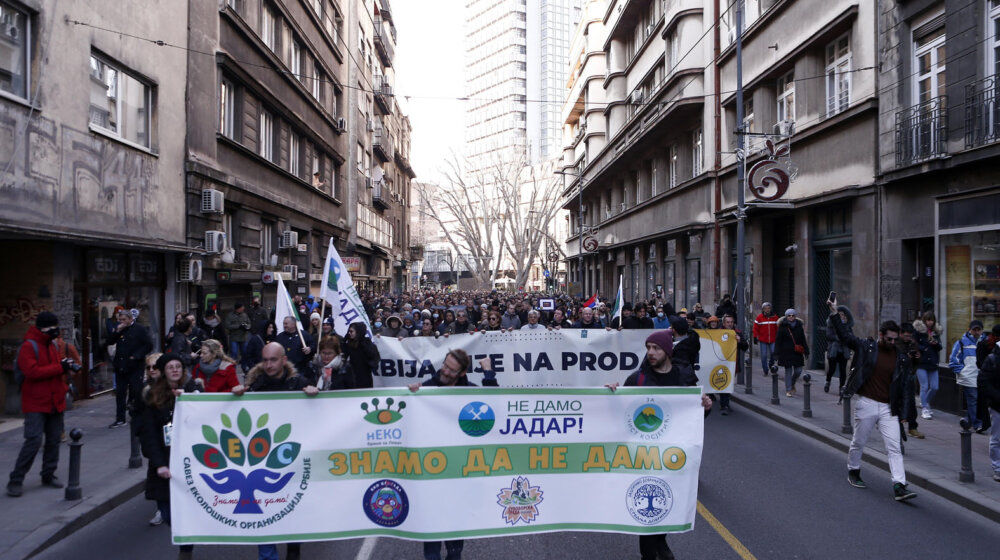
[784,366,802,391]
[990,410,1000,474]
[759,342,775,373]
[962,386,981,429]
[230,340,247,362]
[916,367,938,409]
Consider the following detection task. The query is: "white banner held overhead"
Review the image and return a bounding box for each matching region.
[170,387,704,545]
[319,239,373,337]
[373,329,738,393]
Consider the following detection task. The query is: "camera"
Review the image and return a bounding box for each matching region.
[63,358,82,373]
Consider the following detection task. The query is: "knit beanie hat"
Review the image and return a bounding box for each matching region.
[35,311,58,329]
[646,331,674,357]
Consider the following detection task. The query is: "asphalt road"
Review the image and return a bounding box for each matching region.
[35,404,1000,560]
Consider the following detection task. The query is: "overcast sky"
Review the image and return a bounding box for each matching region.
[393,1,465,184]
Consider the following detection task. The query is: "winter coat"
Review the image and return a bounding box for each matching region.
[447,320,475,334]
[500,313,522,330]
[715,299,737,320]
[912,319,943,369]
[191,360,240,393]
[312,353,353,390]
[625,359,699,388]
[979,344,1000,414]
[672,331,701,370]
[342,323,380,389]
[108,322,153,376]
[420,370,499,387]
[774,316,809,367]
[225,311,251,343]
[825,306,854,359]
[752,312,779,344]
[950,332,981,387]
[275,329,316,379]
[830,311,907,416]
[138,378,199,502]
[244,333,265,369]
[652,316,671,329]
[17,327,67,414]
[244,362,310,393]
[202,322,229,349]
[571,318,604,329]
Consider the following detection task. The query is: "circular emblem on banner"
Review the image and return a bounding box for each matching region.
[625,399,671,439]
[626,477,674,525]
[363,479,409,527]
[458,401,496,437]
[710,365,732,391]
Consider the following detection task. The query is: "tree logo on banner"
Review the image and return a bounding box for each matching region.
[625,476,674,525]
[625,399,671,440]
[496,476,544,525]
[192,408,303,515]
[363,479,410,527]
[709,365,732,391]
[361,398,407,425]
[458,401,496,437]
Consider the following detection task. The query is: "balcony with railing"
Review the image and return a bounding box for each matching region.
[372,181,391,210]
[373,124,393,162]
[965,76,1000,149]
[895,96,948,167]
[374,16,395,67]
[374,77,393,114]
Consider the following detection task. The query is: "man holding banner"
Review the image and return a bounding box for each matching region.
[609,330,712,560]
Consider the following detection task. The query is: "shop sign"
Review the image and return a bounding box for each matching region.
[262,271,275,284]
[343,257,361,273]
[87,251,127,283]
[129,254,160,283]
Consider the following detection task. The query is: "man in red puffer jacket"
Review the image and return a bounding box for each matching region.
[7,312,71,497]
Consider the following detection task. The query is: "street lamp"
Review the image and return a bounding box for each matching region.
[554,169,583,296]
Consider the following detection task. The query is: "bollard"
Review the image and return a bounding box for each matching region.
[65,429,83,501]
[770,371,780,405]
[744,355,753,395]
[959,430,975,483]
[128,420,143,469]
[802,373,813,418]
[841,394,853,434]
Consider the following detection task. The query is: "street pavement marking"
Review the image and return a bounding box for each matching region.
[354,536,377,560]
[697,501,758,560]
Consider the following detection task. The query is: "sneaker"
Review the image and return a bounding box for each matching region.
[921,409,932,420]
[848,469,866,489]
[824,382,830,393]
[41,476,64,489]
[108,420,127,429]
[893,483,917,501]
[785,391,793,397]
[149,509,163,526]
[993,472,1000,482]
[907,428,925,439]
[720,406,730,416]
[6,482,23,497]
[975,425,987,434]
[959,419,971,432]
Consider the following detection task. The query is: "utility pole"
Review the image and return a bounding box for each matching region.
[735,0,751,394]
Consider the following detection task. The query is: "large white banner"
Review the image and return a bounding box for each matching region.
[171,388,704,545]
[373,329,738,393]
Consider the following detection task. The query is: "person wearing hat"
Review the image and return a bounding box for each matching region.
[7,312,73,497]
[379,314,409,338]
[107,308,153,428]
[607,330,712,560]
[775,308,809,397]
[307,312,323,341]
[225,302,252,364]
[950,320,985,432]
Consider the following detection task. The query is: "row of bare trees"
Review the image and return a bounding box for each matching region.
[416,150,564,290]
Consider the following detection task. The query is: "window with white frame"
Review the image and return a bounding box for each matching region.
[777,70,795,123]
[289,133,300,177]
[356,142,365,174]
[668,32,680,71]
[260,221,273,265]
[312,66,323,100]
[915,28,945,104]
[259,108,274,162]
[825,33,851,117]
[669,145,677,188]
[990,1,1000,77]
[650,159,658,197]
[262,5,277,51]
[692,129,703,177]
[0,1,30,99]
[290,41,302,81]
[219,77,235,138]
[88,54,152,148]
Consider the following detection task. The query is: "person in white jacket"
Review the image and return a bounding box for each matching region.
[950,320,984,432]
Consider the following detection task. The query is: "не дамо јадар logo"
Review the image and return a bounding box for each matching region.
[458,401,495,437]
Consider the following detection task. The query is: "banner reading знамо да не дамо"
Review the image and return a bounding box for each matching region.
[170,387,703,545]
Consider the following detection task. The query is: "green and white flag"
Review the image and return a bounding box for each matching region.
[611,275,624,326]
[275,273,304,334]
[319,238,372,337]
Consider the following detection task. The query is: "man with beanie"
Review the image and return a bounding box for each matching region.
[827,296,916,502]
[608,330,712,560]
[7,312,71,496]
[107,308,153,428]
[950,320,985,432]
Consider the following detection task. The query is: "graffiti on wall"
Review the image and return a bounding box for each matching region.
[0,297,49,328]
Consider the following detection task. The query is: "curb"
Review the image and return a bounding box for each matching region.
[731,394,1000,524]
[19,480,145,559]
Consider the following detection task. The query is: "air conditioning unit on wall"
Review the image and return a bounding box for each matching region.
[205,231,226,254]
[178,259,203,282]
[282,264,298,279]
[200,189,224,213]
[279,230,299,249]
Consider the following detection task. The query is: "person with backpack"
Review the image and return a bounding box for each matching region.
[7,312,73,497]
[606,331,713,560]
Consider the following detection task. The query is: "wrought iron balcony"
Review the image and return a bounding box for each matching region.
[372,182,391,210]
[374,16,394,67]
[374,78,393,114]
[895,96,947,167]
[965,75,1000,149]
[373,126,393,162]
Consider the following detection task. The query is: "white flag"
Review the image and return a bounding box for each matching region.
[319,239,372,337]
[275,274,304,334]
[611,275,624,326]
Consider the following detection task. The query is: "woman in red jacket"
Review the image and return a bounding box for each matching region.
[190,338,239,393]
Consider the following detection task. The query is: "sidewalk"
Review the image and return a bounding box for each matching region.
[730,368,1000,522]
[0,394,145,560]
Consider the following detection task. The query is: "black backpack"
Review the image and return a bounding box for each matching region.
[12,339,40,387]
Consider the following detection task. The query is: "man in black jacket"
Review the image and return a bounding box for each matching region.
[607,330,712,560]
[274,316,316,383]
[978,330,1000,482]
[828,297,916,502]
[107,309,153,428]
[408,350,497,560]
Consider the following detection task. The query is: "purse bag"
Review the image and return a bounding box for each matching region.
[787,326,805,354]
